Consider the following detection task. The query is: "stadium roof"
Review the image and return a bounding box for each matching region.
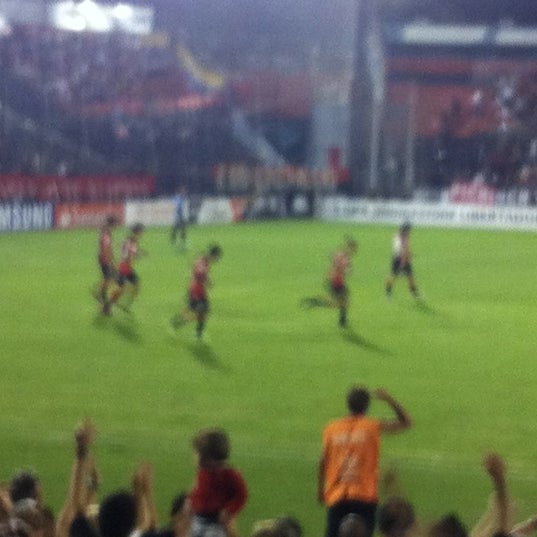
[145,0,537,25]
[12,0,537,26]
[381,0,537,25]
[7,0,537,42]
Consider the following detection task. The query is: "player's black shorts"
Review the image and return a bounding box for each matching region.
[100,262,115,280]
[328,281,348,300]
[189,296,209,315]
[391,256,412,276]
[117,270,138,286]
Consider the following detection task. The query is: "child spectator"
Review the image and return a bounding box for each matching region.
[189,428,248,537]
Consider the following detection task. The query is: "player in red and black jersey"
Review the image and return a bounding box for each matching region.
[102,223,145,315]
[170,244,222,339]
[301,237,358,327]
[94,215,118,306]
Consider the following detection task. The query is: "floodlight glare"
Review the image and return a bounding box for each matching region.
[0,14,11,36]
[51,0,152,34]
[113,3,134,21]
[77,0,113,32]
[52,1,87,32]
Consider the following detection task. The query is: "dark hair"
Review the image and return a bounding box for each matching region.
[400,222,412,233]
[9,472,39,504]
[192,428,229,463]
[131,223,144,234]
[429,514,467,537]
[208,244,222,259]
[105,215,118,227]
[98,491,136,537]
[378,497,415,536]
[346,386,370,415]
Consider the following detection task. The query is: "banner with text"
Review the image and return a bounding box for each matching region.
[54,203,125,229]
[0,175,154,202]
[124,195,313,226]
[318,197,537,231]
[447,181,496,206]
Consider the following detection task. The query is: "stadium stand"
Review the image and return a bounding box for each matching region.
[3,3,537,199]
[0,20,313,195]
[383,49,537,191]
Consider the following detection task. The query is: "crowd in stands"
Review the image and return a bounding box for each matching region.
[0,25,188,113]
[425,70,537,190]
[0,24,233,180]
[0,111,94,176]
[3,406,537,537]
[5,19,537,196]
[0,23,301,188]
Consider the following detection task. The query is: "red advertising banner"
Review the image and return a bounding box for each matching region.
[213,163,341,192]
[448,181,496,206]
[54,203,125,229]
[0,175,154,202]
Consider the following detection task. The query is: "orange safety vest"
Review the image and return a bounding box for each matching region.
[321,415,380,505]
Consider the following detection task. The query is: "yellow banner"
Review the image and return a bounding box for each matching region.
[177,46,225,90]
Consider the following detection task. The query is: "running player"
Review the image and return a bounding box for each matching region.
[170,244,222,339]
[301,237,358,327]
[102,223,145,315]
[94,215,118,306]
[385,222,419,299]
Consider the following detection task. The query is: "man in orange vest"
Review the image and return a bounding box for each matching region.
[318,386,412,537]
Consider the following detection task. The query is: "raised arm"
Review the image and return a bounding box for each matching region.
[375,389,412,434]
[470,452,510,537]
[484,452,509,536]
[55,420,98,537]
[131,462,158,533]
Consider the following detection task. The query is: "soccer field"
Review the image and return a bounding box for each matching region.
[2,220,537,536]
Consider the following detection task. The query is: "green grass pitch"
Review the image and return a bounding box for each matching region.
[2,220,537,535]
